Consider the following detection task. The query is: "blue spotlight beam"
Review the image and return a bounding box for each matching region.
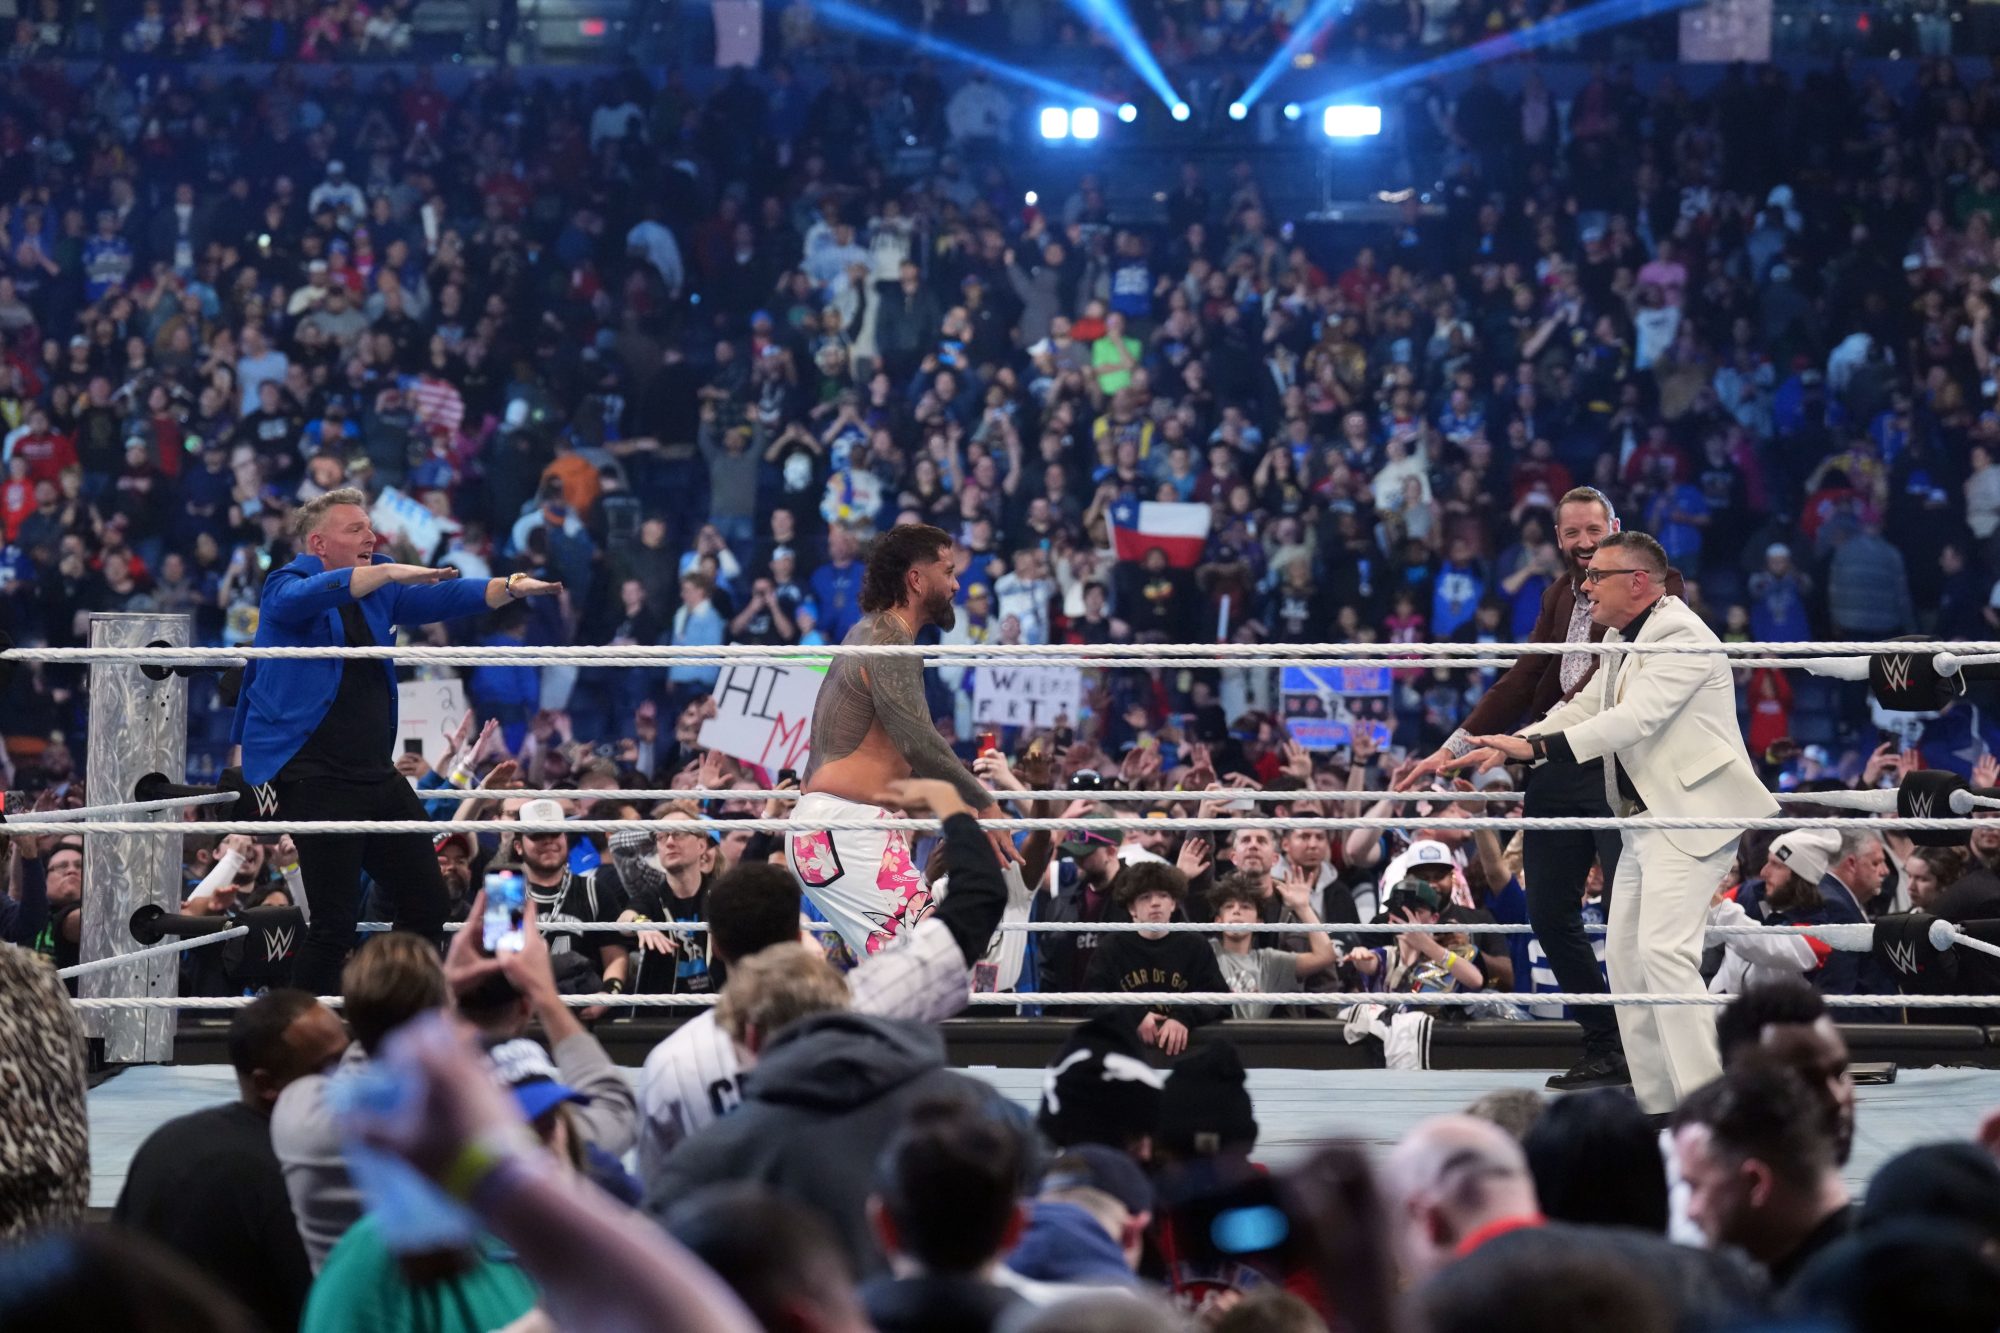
[1238,0,1348,113]
[1063,0,1182,111]
[1309,0,1701,112]
[818,0,1115,111]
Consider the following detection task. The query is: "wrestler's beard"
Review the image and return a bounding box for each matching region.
[924,587,957,631]
[1564,544,1598,580]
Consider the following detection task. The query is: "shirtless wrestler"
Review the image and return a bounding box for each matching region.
[787,522,1017,957]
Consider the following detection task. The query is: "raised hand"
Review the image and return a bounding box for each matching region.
[1176,835,1213,880]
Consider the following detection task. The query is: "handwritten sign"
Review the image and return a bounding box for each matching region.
[397,679,468,771]
[971,666,1082,730]
[371,487,445,561]
[699,662,825,772]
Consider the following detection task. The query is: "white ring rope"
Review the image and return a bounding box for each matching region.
[358,919,1900,952]
[416,787,1528,804]
[5,815,1990,836]
[57,925,247,980]
[59,989,2000,1010]
[6,792,240,823]
[7,638,1993,664]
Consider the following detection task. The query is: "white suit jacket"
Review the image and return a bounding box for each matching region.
[1520,594,1776,858]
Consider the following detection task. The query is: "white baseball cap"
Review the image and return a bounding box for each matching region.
[516,798,566,826]
[1382,838,1454,889]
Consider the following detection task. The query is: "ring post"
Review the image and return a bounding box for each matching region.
[79,613,192,1062]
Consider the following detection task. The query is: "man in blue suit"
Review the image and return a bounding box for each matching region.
[233,488,561,993]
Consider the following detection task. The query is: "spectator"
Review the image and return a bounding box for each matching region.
[1081,862,1231,1052]
[0,940,89,1239]
[113,990,346,1333]
[1672,1063,1855,1290]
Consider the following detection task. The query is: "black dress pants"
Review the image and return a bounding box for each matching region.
[278,775,450,996]
[1521,754,1624,1059]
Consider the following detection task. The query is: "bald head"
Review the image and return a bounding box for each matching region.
[1384,1114,1541,1282]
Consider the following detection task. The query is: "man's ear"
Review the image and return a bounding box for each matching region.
[1609,515,1622,533]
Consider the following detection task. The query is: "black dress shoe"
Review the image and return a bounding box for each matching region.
[1545,1053,1631,1091]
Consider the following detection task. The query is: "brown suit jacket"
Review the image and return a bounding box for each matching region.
[1460,566,1687,736]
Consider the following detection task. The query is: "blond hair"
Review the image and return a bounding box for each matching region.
[293,486,368,541]
[716,943,850,1046]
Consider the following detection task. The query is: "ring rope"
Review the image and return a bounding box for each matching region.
[415,787,1528,804]
[6,793,240,822]
[57,925,246,980]
[6,638,1989,664]
[7,815,1990,835]
[59,989,2000,1010]
[367,919,1886,941]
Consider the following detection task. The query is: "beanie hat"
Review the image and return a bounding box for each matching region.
[1038,1018,1167,1150]
[1157,1042,1259,1158]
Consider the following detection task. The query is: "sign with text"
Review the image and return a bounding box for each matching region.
[1281,665,1392,752]
[371,486,446,562]
[397,679,468,771]
[699,662,825,772]
[972,666,1083,731]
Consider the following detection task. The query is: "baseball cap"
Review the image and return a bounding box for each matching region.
[1385,876,1446,914]
[1158,1043,1258,1158]
[1766,828,1838,887]
[327,159,346,175]
[432,828,475,858]
[1766,542,1792,560]
[1040,1143,1155,1215]
[966,582,991,600]
[516,797,567,827]
[1382,838,1454,890]
[770,544,795,563]
[1058,816,1119,859]
[488,1038,591,1121]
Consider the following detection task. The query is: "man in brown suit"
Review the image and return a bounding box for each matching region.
[1402,487,1682,1091]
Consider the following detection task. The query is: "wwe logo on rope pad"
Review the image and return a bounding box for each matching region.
[1883,939,1920,978]
[1878,654,1914,696]
[1904,787,1936,820]
[264,926,295,963]
[249,782,279,819]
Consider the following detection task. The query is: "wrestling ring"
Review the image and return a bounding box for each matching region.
[11,619,2000,1204]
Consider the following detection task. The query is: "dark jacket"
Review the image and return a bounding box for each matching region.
[643,1011,1007,1274]
[1460,567,1687,734]
[1081,931,1231,1030]
[860,1273,1022,1333]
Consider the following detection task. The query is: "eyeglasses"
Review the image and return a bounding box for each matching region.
[1580,568,1648,584]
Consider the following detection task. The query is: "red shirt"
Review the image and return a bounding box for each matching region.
[9,429,76,485]
[2,477,32,541]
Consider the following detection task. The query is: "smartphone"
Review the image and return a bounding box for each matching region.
[482,871,527,954]
[402,738,426,756]
[777,767,799,785]
[977,730,1000,756]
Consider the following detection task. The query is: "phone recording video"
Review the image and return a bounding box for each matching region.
[483,871,527,954]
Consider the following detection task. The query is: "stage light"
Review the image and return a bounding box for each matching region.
[1040,107,1071,140]
[1283,102,1302,121]
[1228,101,1248,121]
[1063,0,1185,113]
[1322,104,1383,138]
[1171,101,1191,121]
[818,0,1111,113]
[1236,0,1346,113]
[1118,102,1138,123]
[1071,106,1101,140]
[1309,0,1701,116]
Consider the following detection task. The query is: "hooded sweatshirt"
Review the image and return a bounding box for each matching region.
[643,1011,1008,1274]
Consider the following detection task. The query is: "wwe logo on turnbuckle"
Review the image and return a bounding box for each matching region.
[1883,939,1921,977]
[1878,654,1915,695]
[1904,788,1936,820]
[265,926,295,963]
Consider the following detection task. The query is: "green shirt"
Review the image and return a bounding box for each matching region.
[302,1215,539,1333]
[1091,334,1142,396]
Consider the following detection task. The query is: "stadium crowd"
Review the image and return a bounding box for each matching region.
[6,32,2000,1333]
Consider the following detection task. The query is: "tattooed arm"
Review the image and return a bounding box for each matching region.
[865,647,993,810]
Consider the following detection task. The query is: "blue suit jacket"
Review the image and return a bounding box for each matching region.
[232,554,494,784]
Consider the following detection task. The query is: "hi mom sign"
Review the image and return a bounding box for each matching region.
[972,665,1083,730]
[699,662,825,772]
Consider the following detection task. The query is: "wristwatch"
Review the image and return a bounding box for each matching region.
[1529,735,1550,764]
[505,572,524,600]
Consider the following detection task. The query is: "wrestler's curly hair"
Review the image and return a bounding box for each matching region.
[861,522,953,614]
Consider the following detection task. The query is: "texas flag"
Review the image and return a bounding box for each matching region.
[1109,499,1211,568]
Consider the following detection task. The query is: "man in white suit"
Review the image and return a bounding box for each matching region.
[1452,531,1777,1113]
